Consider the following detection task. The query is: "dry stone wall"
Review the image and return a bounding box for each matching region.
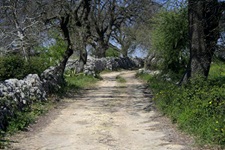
[0,66,62,131]
[66,57,144,76]
[0,57,143,131]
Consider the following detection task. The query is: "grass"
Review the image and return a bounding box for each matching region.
[6,101,54,134]
[65,73,100,90]
[116,75,126,83]
[0,73,100,148]
[0,100,54,148]
[137,60,225,147]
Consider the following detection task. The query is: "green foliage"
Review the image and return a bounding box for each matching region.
[0,55,51,81]
[0,100,53,148]
[0,55,25,80]
[6,102,51,134]
[106,48,120,57]
[139,61,225,146]
[24,57,51,76]
[136,72,154,81]
[116,75,126,83]
[36,32,66,66]
[65,73,99,90]
[151,8,189,74]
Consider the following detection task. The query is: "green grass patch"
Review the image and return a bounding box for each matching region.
[65,73,99,90]
[0,101,54,148]
[136,72,153,82]
[116,75,126,83]
[137,61,225,147]
[0,73,100,148]
[6,101,53,134]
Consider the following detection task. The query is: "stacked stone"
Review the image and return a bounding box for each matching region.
[81,57,144,76]
[84,58,96,76]
[41,66,65,94]
[0,56,144,131]
[66,59,80,73]
[0,65,66,131]
[0,74,46,131]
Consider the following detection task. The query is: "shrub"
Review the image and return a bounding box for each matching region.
[0,55,25,80]
[24,56,51,76]
[151,8,188,75]
[0,55,51,81]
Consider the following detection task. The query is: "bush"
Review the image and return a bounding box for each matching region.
[0,55,51,81]
[0,55,25,80]
[151,7,188,75]
[24,57,51,76]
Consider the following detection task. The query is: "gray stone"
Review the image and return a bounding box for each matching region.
[68,57,144,76]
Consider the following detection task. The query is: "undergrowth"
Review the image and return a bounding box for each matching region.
[0,73,99,148]
[0,101,54,149]
[65,73,100,90]
[137,61,225,147]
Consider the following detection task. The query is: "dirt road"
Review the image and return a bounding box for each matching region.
[10,71,194,150]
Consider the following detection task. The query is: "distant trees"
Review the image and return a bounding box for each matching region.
[111,0,160,58]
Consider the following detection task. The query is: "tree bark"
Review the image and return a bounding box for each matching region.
[180,0,223,84]
[96,40,108,58]
[77,48,87,73]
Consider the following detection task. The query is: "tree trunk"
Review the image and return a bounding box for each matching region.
[59,47,73,73]
[76,48,87,73]
[189,0,209,78]
[96,40,108,58]
[122,50,128,58]
[121,43,129,57]
[180,0,222,83]
[56,15,73,78]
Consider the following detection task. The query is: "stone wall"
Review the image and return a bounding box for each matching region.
[0,57,143,131]
[0,66,62,131]
[67,57,144,76]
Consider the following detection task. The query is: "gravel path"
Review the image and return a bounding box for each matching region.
[10,71,195,150]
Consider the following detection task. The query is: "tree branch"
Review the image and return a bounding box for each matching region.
[219,1,225,12]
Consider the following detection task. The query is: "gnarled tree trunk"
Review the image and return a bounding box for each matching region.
[180,0,223,84]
